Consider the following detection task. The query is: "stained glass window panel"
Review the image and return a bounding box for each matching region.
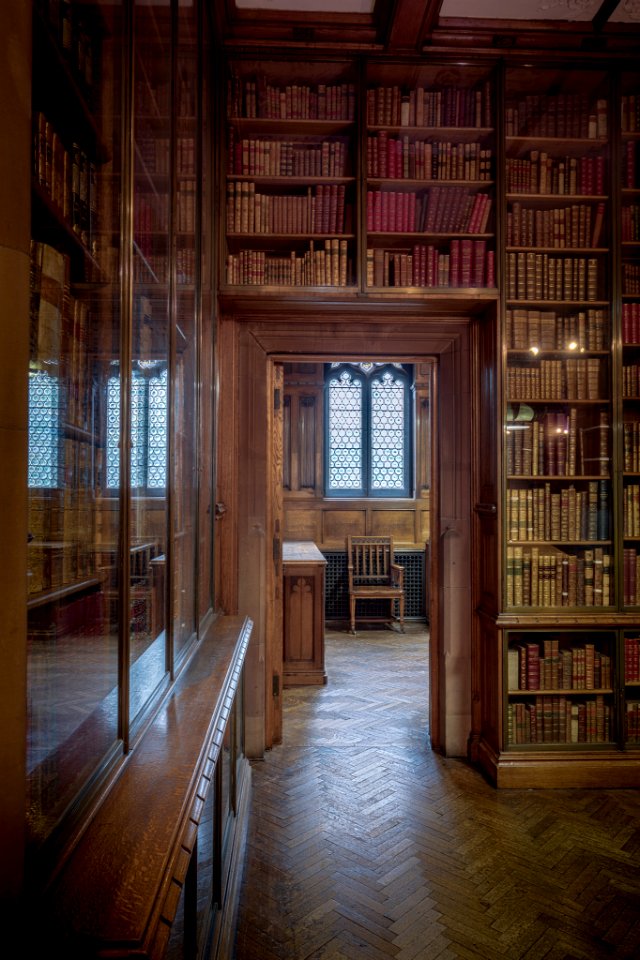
[327,369,362,491]
[148,367,168,489]
[105,367,167,490]
[106,374,120,489]
[28,370,60,487]
[371,371,405,490]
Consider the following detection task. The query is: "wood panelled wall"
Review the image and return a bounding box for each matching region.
[282,361,431,550]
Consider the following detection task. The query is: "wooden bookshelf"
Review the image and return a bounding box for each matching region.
[364,61,495,292]
[224,58,358,290]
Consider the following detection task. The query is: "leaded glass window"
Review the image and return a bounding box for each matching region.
[327,368,363,492]
[28,369,60,488]
[106,364,167,491]
[325,363,412,498]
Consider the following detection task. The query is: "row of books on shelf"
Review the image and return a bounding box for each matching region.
[505,545,612,608]
[623,549,640,606]
[623,303,640,343]
[135,191,169,234]
[624,483,640,536]
[504,94,608,140]
[29,242,93,433]
[506,252,600,303]
[506,409,608,478]
[226,182,347,235]
[34,111,97,256]
[622,204,640,243]
[508,638,612,692]
[625,635,640,681]
[624,140,639,189]
[624,421,640,472]
[623,363,640,398]
[366,188,491,235]
[626,702,640,743]
[134,75,196,121]
[137,135,197,177]
[623,262,640,296]
[225,239,350,287]
[621,95,640,133]
[28,511,95,596]
[366,81,492,129]
[228,76,356,121]
[39,0,97,101]
[227,133,349,178]
[507,358,604,400]
[507,696,611,746]
[506,201,605,249]
[133,243,196,286]
[135,182,196,235]
[176,181,196,233]
[505,153,605,196]
[507,481,608,543]
[506,307,607,352]
[365,240,494,289]
[133,250,168,284]
[366,135,492,182]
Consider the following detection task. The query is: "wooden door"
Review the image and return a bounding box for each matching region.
[266,360,284,745]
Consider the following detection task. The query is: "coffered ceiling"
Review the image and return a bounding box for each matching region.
[220,0,640,52]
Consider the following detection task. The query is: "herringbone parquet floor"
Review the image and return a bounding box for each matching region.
[233,625,640,960]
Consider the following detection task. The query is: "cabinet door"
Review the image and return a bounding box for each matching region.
[173,0,199,659]
[129,0,172,724]
[27,0,123,849]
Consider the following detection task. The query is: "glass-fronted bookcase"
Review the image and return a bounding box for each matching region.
[27,0,213,867]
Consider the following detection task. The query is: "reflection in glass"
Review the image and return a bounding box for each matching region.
[26,0,122,848]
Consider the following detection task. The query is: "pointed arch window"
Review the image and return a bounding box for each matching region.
[106,362,167,492]
[325,362,412,498]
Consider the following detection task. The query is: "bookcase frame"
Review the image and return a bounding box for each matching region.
[218,49,640,787]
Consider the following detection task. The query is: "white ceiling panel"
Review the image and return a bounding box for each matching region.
[440,0,640,22]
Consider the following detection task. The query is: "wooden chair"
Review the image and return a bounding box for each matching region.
[346,535,405,635]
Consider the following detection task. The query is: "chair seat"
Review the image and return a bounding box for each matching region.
[350,585,403,599]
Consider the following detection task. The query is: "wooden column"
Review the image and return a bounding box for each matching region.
[0,0,31,904]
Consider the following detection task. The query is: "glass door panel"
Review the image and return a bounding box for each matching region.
[173,0,198,659]
[130,0,171,723]
[27,0,123,849]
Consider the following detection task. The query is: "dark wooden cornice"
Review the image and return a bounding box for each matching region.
[217,0,640,57]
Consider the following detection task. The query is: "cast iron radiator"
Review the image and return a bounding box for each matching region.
[323,550,426,622]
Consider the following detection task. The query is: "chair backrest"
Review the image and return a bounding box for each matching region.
[347,536,395,585]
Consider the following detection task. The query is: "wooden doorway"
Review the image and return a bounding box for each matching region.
[218,305,498,762]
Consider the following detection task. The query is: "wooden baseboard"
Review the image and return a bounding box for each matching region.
[476,738,640,788]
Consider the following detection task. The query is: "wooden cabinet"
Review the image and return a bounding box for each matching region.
[283,541,327,686]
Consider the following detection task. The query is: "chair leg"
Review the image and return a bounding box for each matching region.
[398,595,405,633]
[349,596,356,635]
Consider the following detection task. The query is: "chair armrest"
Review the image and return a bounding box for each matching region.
[390,563,404,587]
[347,562,354,590]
